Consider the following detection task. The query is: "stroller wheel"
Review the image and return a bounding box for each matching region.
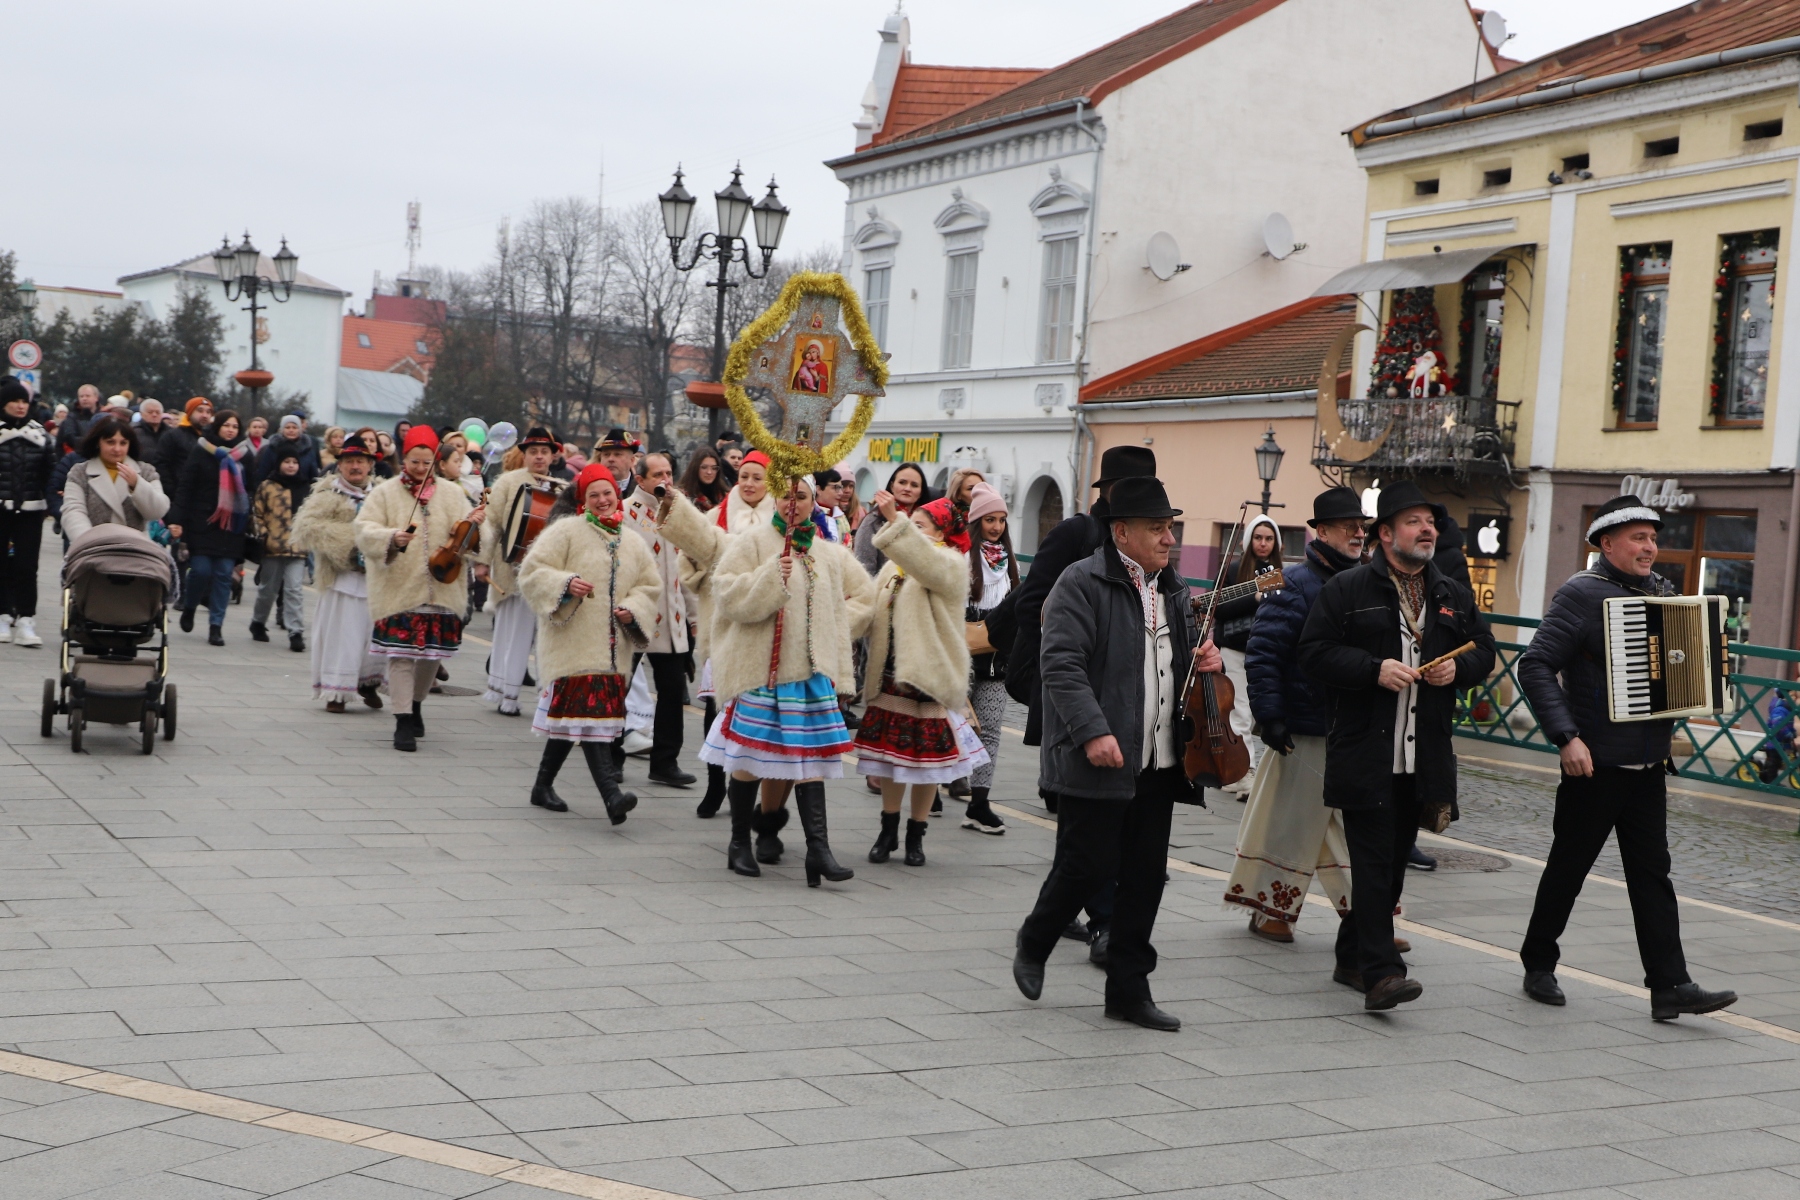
[162,685,178,741]
[40,679,55,738]
[140,712,157,755]
[68,707,84,754]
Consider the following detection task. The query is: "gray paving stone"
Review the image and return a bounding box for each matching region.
[173,1136,394,1193]
[0,1092,176,1146]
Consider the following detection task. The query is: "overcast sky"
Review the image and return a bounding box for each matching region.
[14,0,1685,304]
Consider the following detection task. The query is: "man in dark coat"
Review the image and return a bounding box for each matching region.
[1012,477,1224,1031]
[1513,494,1738,1021]
[1297,480,1495,1010]
[157,397,214,527]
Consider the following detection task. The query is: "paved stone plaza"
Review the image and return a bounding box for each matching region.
[3,558,1800,1198]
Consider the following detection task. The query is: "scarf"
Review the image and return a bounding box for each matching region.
[330,475,369,503]
[920,497,970,554]
[199,437,250,532]
[1312,538,1360,574]
[979,541,1008,570]
[586,511,622,534]
[772,512,815,553]
[402,473,437,503]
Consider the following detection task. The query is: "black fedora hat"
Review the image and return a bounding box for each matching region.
[1308,486,1363,528]
[1093,445,1157,487]
[1372,480,1433,527]
[1107,476,1182,521]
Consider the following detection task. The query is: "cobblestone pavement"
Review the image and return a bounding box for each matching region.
[1,539,1800,1198]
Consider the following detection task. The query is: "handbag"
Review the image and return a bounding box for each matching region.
[965,621,994,655]
[1418,799,1452,834]
[242,532,266,564]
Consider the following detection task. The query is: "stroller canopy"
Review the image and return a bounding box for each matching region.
[63,527,177,593]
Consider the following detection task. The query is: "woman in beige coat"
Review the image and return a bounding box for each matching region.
[856,495,988,867]
[519,462,660,825]
[61,415,170,541]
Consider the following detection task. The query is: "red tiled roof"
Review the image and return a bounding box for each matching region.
[1081,295,1356,402]
[870,63,1047,146]
[852,0,1291,155]
[342,315,437,379]
[1362,0,1800,137]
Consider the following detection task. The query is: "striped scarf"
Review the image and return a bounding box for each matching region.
[200,438,250,532]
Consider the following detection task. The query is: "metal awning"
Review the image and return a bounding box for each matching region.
[1311,244,1528,297]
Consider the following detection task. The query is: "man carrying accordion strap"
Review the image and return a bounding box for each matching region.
[1515,494,1737,1021]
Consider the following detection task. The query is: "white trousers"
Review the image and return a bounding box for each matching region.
[625,658,654,733]
[312,585,383,702]
[484,591,535,712]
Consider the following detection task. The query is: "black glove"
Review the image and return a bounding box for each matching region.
[1260,719,1294,756]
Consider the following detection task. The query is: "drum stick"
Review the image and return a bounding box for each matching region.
[1418,640,1476,675]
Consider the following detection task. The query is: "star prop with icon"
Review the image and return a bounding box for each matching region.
[724,271,886,488]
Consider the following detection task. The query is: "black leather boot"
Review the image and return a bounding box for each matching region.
[726,778,760,876]
[582,742,638,825]
[531,741,573,812]
[868,810,900,863]
[904,818,928,867]
[794,782,852,887]
[410,702,424,738]
[393,714,416,752]
[696,764,726,818]
[752,805,789,864]
[248,621,269,642]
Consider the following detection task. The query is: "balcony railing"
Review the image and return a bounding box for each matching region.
[1313,394,1519,478]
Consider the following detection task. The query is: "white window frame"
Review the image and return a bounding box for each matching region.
[1038,235,1079,363]
[863,265,891,350]
[941,250,978,370]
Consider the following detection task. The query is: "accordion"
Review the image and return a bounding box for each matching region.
[1601,594,1730,722]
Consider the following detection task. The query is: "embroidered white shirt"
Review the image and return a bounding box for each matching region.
[1123,556,1178,771]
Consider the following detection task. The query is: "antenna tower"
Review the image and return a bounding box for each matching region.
[405,201,422,276]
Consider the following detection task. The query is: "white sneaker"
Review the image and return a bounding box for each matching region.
[13,618,41,648]
[0,615,13,643]
[621,729,654,757]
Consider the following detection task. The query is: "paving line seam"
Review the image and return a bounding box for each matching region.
[987,802,1800,1048]
[1459,751,1800,816]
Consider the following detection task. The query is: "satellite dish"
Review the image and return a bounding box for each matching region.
[1480,9,1508,49]
[1146,232,1186,281]
[1263,212,1296,261]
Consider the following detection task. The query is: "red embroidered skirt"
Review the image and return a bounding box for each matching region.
[370,610,463,660]
[533,672,628,741]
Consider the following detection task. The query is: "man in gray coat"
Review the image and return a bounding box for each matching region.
[1012,477,1223,1030]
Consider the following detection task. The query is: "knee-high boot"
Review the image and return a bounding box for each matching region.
[581,742,638,825]
[532,740,574,812]
[696,764,727,818]
[726,778,760,876]
[795,782,852,887]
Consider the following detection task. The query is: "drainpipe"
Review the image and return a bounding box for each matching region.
[1071,96,1105,513]
[1784,469,1800,668]
[1073,403,1094,505]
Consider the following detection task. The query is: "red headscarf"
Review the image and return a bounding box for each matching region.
[574,462,619,511]
[741,450,771,470]
[919,497,971,554]
[402,425,440,457]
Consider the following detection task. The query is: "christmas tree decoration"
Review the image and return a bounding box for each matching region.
[1367,287,1448,399]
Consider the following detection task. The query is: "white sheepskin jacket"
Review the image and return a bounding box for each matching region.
[354,474,475,622]
[708,519,875,703]
[658,486,773,662]
[864,517,972,708]
[291,477,365,592]
[476,467,548,598]
[517,513,659,683]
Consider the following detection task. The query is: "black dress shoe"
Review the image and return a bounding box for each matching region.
[1105,1000,1180,1032]
[530,786,569,813]
[1524,971,1566,1006]
[1088,927,1110,968]
[648,764,697,788]
[1332,965,1366,993]
[1364,975,1424,1010]
[1060,919,1089,943]
[1013,933,1044,1001]
[1650,982,1738,1021]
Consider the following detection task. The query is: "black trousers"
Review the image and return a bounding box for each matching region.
[1037,792,1116,929]
[630,651,688,771]
[0,509,44,618]
[1334,774,1422,987]
[1019,768,1182,1004]
[1521,766,1690,990]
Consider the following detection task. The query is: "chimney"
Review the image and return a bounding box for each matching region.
[854,8,910,149]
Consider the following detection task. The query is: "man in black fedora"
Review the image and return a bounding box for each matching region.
[1298,480,1494,1010]
[1012,476,1224,1030]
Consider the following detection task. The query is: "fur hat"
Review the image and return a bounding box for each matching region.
[1586,494,1662,546]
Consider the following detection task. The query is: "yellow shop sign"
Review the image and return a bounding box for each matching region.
[868,434,941,464]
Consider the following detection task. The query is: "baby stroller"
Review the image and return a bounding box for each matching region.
[41,527,179,754]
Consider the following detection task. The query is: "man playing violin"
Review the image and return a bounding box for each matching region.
[1012,477,1224,1032]
[479,427,561,720]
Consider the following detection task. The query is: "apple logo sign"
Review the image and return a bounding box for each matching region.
[1477,519,1502,556]
[1360,479,1381,518]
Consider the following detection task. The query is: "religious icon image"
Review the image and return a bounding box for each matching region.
[790,338,834,395]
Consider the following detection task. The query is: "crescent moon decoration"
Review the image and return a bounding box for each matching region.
[1316,322,1390,465]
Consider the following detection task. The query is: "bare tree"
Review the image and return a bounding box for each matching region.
[605,201,703,450]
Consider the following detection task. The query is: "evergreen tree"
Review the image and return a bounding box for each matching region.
[1367,286,1447,398]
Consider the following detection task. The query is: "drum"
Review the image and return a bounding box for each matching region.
[504,478,565,564]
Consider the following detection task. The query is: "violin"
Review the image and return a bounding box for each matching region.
[430,488,490,584]
[1180,518,1254,790]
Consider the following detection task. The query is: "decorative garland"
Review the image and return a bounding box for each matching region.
[1708,229,1779,420]
[1611,243,1668,414]
[723,271,887,490]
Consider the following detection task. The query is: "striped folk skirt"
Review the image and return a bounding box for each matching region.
[700,672,853,780]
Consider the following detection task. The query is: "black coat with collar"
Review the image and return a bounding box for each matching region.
[1005,497,1112,744]
[1297,552,1495,811]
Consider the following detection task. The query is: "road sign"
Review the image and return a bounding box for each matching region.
[8,340,42,370]
[13,369,38,396]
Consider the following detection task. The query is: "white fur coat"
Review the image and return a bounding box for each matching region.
[291,477,365,592]
[658,487,773,662]
[354,474,475,622]
[864,517,972,708]
[709,520,875,703]
[517,513,658,682]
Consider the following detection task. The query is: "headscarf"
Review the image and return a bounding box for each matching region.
[201,430,250,532]
[575,462,622,531]
[401,424,439,458]
[919,496,970,554]
[714,451,773,530]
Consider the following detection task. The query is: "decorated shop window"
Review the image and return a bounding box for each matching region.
[1710,230,1778,424]
[1613,243,1672,427]
[1368,286,1448,398]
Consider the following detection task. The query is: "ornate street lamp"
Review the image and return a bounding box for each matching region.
[660,164,788,439]
[14,278,37,338]
[1253,425,1285,514]
[213,232,298,417]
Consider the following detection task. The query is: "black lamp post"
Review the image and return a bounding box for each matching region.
[659,165,788,439]
[15,278,36,339]
[212,232,298,419]
[1253,425,1285,514]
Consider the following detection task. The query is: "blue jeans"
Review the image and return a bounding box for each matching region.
[186,555,235,628]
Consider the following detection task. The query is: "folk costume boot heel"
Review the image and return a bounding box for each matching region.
[869,810,900,863]
[696,765,727,818]
[795,782,852,888]
[904,819,928,867]
[726,779,761,876]
[531,741,573,813]
[393,715,417,753]
[753,806,789,864]
[582,743,638,825]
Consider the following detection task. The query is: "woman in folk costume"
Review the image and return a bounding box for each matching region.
[355,425,486,752]
[479,427,562,716]
[657,450,776,818]
[1214,512,1283,797]
[857,494,989,867]
[702,473,874,885]
[518,462,659,824]
[961,482,1015,835]
[292,432,386,713]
